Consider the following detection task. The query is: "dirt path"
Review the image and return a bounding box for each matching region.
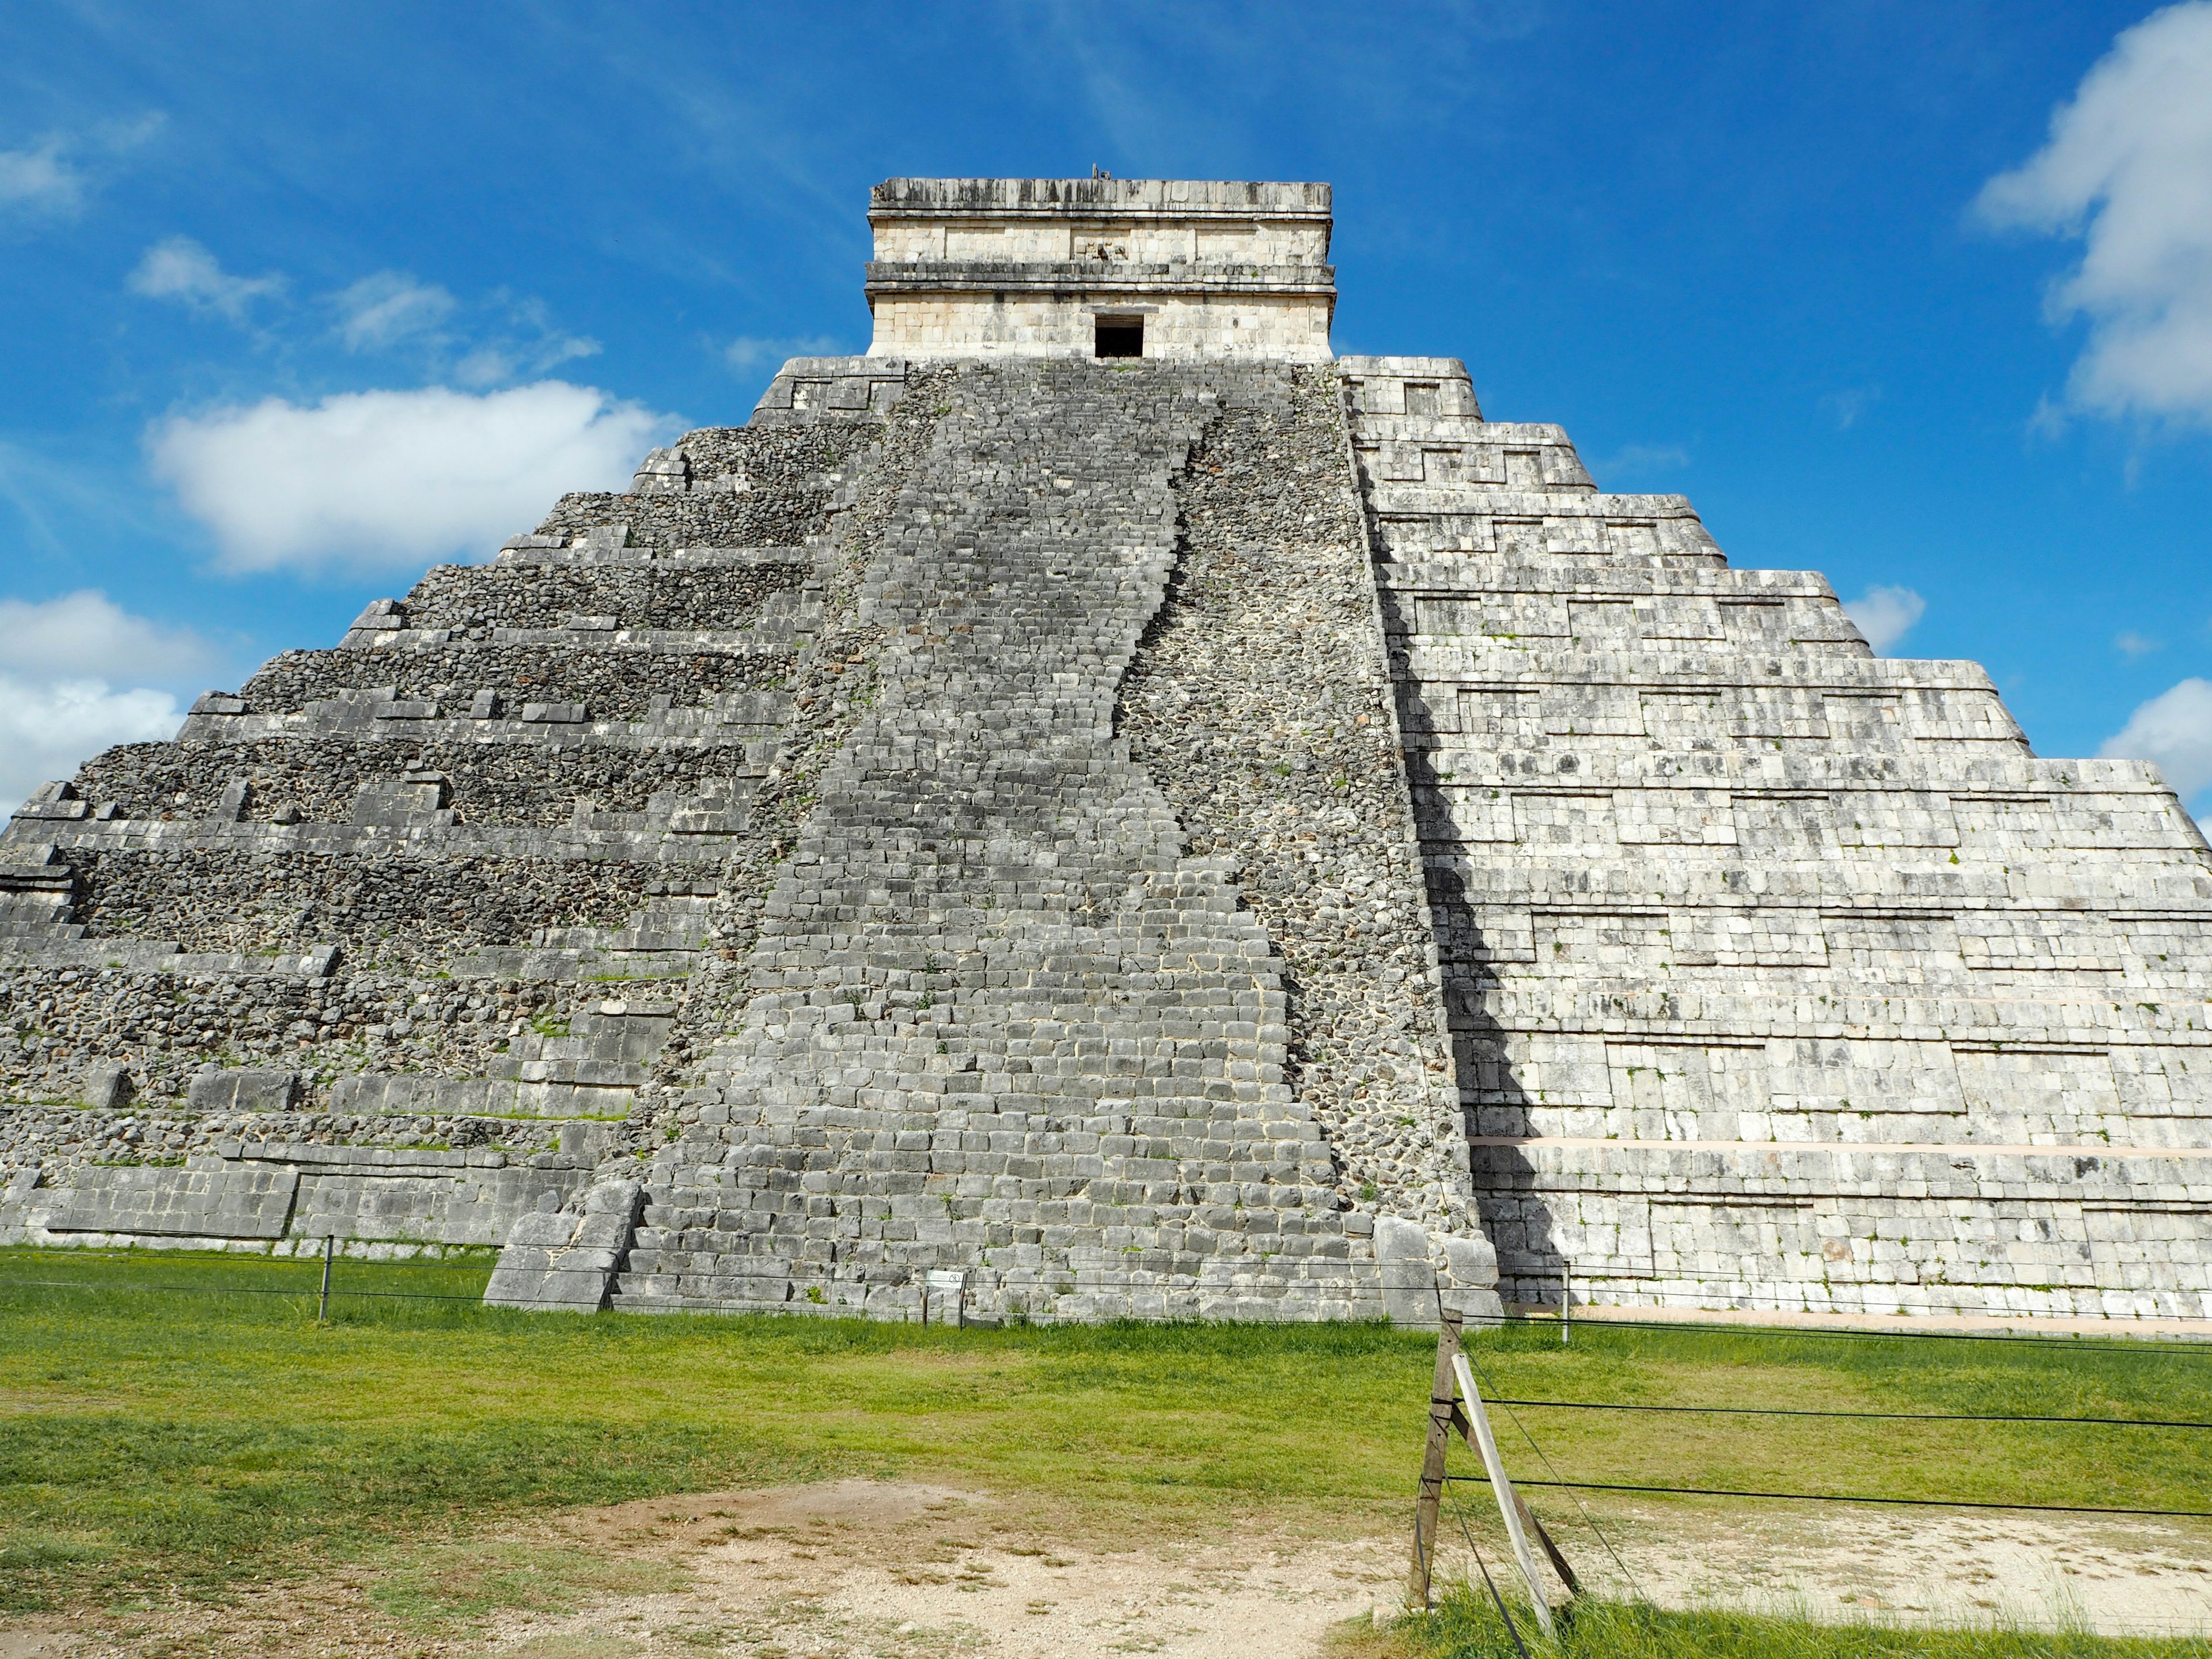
[1431,1497,2212,1641]
[7,1480,2210,1655]
[469,1482,1400,1659]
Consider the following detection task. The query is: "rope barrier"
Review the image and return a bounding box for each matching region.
[0,1277,487,1302]
[1476,1309,2212,1357]
[1445,1464,1533,1659]
[1484,1396,2212,1430]
[1447,1475,2212,1519]
[1467,1352,1645,1602]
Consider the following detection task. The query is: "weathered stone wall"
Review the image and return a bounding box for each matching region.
[236,642,791,722]
[17,174,2187,1331]
[400,558,807,632]
[0,1103,649,1257]
[75,738,764,827]
[866,292,1336,363]
[1118,369,1468,1235]
[533,422,877,550]
[62,849,655,961]
[0,357,922,1269]
[604,358,1492,1325]
[863,177,1338,363]
[0,963,656,1107]
[1342,353,2212,1324]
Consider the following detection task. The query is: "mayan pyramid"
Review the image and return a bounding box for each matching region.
[2,177,2205,1330]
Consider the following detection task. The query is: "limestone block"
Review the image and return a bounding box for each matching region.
[81,1064,134,1110]
[12,781,89,822]
[1373,1215,1442,1327]
[483,1178,643,1312]
[47,1163,299,1239]
[331,1074,495,1115]
[187,1069,301,1112]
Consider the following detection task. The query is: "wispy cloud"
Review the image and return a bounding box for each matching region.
[0,135,82,213]
[1976,2,2212,425]
[0,113,162,218]
[1821,385,1884,430]
[0,438,166,559]
[2116,629,2164,658]
[1842,584,1926,654]
[323,278,597,384]
[1585,442,1689,482]
[132,247,601,387]
[723,334,844,372]
[1007,0,1540,172]
[129,236,287,322]
[332,271,457,351]
[452,294,600,387]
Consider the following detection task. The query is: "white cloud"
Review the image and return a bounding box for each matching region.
[147,381,678,574]
[0,590,216,809]
[130,236,286,322]
[455,333,601,388]
[0,136,82,214]
[2116,630,2164,658]
[0,589,213,680]
[0,676,182,812]
[1842,584,1927,654]
[324,282,599,384]
[1821,385,1884,430]
[1585,442,1689,480]
[1976,2,2212,423]
[2101,676,2212,799]
[0,115,161,218]
[724,334,842,372]
[332,271,457,351]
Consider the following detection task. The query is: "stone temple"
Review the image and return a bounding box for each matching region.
[3,177,2207,1331]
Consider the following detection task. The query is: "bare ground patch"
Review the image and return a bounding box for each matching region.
[12,1478,2212,1655]
[1410,1495,2212,1643]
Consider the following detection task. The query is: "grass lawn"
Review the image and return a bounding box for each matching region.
[2,1245,2208,1655]
[1349,1590,2206,1659]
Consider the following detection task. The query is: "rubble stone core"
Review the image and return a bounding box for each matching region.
[4,177,2208,1331]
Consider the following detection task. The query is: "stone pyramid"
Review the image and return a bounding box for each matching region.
[2,177,2204,1331]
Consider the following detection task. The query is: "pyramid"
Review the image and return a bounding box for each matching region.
[3,177,2205,1330]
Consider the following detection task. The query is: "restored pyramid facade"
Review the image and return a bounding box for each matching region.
[2,177,2206,1330]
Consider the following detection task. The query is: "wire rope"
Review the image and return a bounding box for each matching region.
[1482,1396,2212,1430]
[1466,1347,1645,1603]
[1445,1476,2212,1519]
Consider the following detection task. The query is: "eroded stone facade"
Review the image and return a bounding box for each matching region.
[865,178,1336,362]
[1341,355,2212,1325]
[3,176,2204,1330]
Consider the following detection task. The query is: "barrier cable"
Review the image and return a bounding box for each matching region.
[1445,1464,1532,1659]
[1466,1349,1645,1603]
[1445,1476,2212,1520]
[1484,1397,2212,1431]
[1491,1302,2212,1357]
[0,1277,486,1302]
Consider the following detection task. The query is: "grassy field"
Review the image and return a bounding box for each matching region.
[1348,1590,2204,1659]
[1,1244,2208,1654]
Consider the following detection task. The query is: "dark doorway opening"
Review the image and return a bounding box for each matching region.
[1094,316,1143,358]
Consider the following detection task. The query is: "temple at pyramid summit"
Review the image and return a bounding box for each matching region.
[3,176,2207,1332]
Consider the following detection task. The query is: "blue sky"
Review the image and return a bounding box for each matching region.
[4,1,2212,810]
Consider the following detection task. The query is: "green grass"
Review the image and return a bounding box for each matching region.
[1353,1590,2207,1658]
[363,1540,688,1627]
[3,1244,2210,1652]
